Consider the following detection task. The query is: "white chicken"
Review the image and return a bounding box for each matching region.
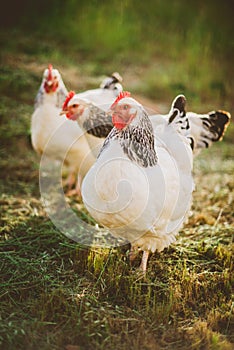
[31,64,95,194]
[81,92,195,272]
[61,73,123,157]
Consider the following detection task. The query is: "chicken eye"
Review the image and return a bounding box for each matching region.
[72,104,79,108]
[123,104,129,110]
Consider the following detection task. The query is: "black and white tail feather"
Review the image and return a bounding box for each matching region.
[187,110,231,153]
[100,72,123,96]
[168,94,194,150]
[166,95,231,153]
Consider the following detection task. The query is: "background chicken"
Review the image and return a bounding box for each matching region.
[99,71,123,92]
[81,92,195,272]
[61,73,123,157]
[31,64,95,194]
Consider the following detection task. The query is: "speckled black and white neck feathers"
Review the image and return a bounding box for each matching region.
[99,108,158,168]
[83,104,113,138]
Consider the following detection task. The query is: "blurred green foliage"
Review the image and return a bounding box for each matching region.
[1,0,234,106]
[2,0,233,55]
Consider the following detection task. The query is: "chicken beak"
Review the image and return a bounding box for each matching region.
[59,110,67,116]
[47,80,53,86]
[109,104,116,114]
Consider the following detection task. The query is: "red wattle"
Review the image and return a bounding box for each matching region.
[66,112,78,121]
[112,114,127,130]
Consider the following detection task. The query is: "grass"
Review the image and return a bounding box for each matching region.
[0,3,233,348]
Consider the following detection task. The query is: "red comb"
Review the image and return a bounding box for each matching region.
[111,91,131,108]
[62,91,76,110]
[47,64,53,80]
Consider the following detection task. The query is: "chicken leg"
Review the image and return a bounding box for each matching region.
[139,250,150,273]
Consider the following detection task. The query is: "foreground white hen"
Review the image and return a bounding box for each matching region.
[31,64,95,193]
[61,73,123,157]
[81,92,195,272]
